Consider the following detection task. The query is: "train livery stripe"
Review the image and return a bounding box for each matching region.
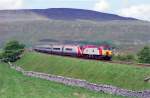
[78,47,82,56]
[99,48,102,55]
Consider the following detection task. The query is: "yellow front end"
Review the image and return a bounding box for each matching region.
[102,50,112,57]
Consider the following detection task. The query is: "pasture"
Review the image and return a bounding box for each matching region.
[15,52,150,90]
[0,63,126,98]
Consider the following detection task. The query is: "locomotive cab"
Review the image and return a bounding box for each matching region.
[101,46,112,60]
[82,45,112,60]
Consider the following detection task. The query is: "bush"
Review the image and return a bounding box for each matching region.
[2,40,25,62]
[0,53,2,60]
[113,54,135,62]
[125,54,135,62]
[137,46,150,63]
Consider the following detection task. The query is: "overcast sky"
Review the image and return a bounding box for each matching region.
[0,0,150,21]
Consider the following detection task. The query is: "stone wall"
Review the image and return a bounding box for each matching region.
[8,62,150,98]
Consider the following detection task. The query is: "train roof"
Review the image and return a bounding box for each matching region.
[81,45,110,48]
[35,44,111,48]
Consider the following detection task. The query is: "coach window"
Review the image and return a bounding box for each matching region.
[93,50,94,52]
[46,48,51,49]
[53,48,60,50]
[66,48,72,51]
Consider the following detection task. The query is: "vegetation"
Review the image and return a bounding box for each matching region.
[0,14,150,51]
[0,63,127,98]
[0,50,2,59]
[15,52,150,90]
[113,54,135,62]
[1,40,25,62]
[75,40,116,48]
[137,46,150,63]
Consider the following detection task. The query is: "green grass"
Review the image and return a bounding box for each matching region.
[0,63,127,98]
[15,52,150,90]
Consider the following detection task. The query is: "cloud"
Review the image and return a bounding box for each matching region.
[94,0,110,12]
[119,4,150,21]
[0,0,24,10]
[123,0,129,4]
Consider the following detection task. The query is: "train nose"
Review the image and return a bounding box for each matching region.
[106,51,112,56]
[106,51,109,56]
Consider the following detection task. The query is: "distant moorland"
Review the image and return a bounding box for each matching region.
[0,8,150,52]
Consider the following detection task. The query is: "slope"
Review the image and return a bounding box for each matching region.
[15,52,150,90]
[0,8,149,49]
[0,63,126,98]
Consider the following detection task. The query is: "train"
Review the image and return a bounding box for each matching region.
[33,44,113,60]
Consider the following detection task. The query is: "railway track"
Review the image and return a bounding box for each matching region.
[79,57,150,67]
[105,60,150,67]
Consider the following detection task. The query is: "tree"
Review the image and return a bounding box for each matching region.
[0,52,2,59]
[2,40,25,62]
[137,46,150,63]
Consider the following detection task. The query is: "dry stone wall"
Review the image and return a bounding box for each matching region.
[8,62,150,98]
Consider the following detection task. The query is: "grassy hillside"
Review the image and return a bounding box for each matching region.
[15,52,150,90]
[1,19,150,47]
[0,9,150,49]
[0,63,127,98]
[0,8,136,21]
[0,8,150,53]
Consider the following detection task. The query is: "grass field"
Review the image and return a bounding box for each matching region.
[15,52,150,91]
[0,63,127,98]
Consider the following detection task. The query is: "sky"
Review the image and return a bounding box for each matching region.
[0,0,150,21]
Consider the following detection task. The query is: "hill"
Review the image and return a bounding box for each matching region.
[0,8,136,21]
[15,52,150,90]
[0,63,125,98]
[0,8,150,51]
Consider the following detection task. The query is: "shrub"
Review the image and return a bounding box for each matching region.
[113,54,135,62]
[0,52,2,59]
[2,40,25,62]
[125,54,135,62]
[137,46,150,63]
